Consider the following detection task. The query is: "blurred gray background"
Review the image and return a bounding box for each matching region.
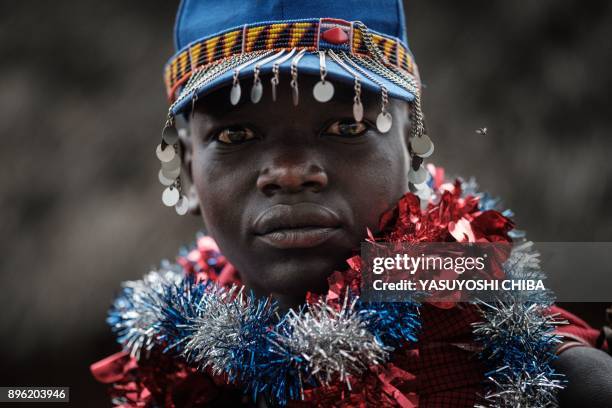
[1,1,610,406]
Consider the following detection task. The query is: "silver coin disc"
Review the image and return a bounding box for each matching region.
[162,187,180,207]
[376,112,393,133]
[410,135,433,156]
[175,196,190,215]
[161,165,181,179]
[158,169,175,186]
[417,142,435,158]
[250,81,263,103]
[230,83,241,105]
[161,154,181,171]
[156,144,175,163]
[353,101,364,122]
[408,166,428,184]
[292,86,299,106]
[415,186,432,201]
[313,81,334,103]
[162,127,179,145]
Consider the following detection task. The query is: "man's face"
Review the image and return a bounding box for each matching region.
[186,75,411,301]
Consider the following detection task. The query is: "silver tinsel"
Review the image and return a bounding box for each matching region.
[502,241,553,304]
[183,284,277,378]
[473,243,567,408]
[107,267,183,360]
[273,296,391,389]
[476,368,565,408]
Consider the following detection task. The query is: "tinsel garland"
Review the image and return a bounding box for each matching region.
[472,242,565,407]
[102,165,564,407]
[108,273,419,405]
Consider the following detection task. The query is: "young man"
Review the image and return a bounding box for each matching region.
[92,1,611,406]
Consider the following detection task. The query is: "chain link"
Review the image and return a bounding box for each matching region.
[169,50,270,114]
[353,22,425,140]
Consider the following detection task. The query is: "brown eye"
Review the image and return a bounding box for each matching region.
[324,120,368,137]
[216,127,257,144]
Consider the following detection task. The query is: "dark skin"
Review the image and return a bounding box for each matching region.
[180,74,612,405]
[183,75,411,309]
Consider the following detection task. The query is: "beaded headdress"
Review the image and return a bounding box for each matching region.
[155,0,434,214]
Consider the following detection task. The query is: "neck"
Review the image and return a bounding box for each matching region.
[271,292,307,312]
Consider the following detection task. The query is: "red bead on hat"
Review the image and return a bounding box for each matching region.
[322,27,349,44]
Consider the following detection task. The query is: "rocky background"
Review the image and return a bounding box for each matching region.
[1,1,610,406]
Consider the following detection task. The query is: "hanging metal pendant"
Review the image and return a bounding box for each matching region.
[410,135,434,156]
[418,142,435,158]
[251,81,263,103]
[353,100,364,122]
[162,187,180,207]
[313,81,334,103]
[161,165,181,179]
[415,185,432,201]
[175,195,189,215]
[161,154,181,170]
[230,83,241,105]
[162,126,179,145]
[158,169,175,186]
[376,112,393,133]
[271,79,278,102]
[292,84,299,106]
[408,165,428,184]
[156,144,175,163]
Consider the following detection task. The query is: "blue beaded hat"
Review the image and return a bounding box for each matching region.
[156,0,434,215]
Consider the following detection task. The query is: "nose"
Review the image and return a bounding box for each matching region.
[257,159,328,196]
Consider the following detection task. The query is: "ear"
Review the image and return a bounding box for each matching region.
[179,125,201,216]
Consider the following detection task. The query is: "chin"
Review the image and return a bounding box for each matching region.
[253,254,344,297]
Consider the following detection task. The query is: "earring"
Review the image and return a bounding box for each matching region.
[157,118,190,215]
[408,131,434,206]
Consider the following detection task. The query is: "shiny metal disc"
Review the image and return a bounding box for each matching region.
[161,165,180,179]
[353,101,364,122]
[250,81,263,103]
[313,81,334,103]
[292,86,299,106]
[417,142,435,158]
[408,165,428,184]
[376,112,393,133]
[412,179,429,190]
[230,83,241,105]
[410,135,433,156]
[161,154,181,171]
[158,169,175,186]
[156,144,175,163]
[415,186,432,201]
[175,196,189,215]
[162,187,180,207]
[162,127,179,145]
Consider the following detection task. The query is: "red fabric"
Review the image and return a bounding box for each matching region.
[550,305,608,352]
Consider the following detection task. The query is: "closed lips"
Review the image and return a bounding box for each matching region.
[252,203,341,235]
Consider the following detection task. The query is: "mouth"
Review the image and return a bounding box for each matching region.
[252,203,342,249]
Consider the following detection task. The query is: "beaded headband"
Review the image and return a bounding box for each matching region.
[164,18,418,103]
[155,19,434,215]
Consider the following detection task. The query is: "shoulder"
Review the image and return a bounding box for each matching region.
[554,346,612,407]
